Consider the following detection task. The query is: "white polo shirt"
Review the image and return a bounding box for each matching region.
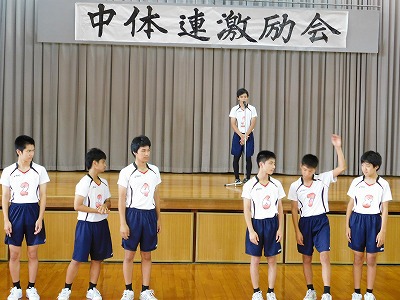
[229,104,257,133]
[347,176,392,214]
[0,162,50,204]
[117,163,161,210]
[242,176,286,219]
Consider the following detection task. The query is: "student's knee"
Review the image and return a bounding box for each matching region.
[266,255,277,266]
[9,250,21,261]
[124,250,136,262]
[353,252,365,265]
[140,251,152,262]
[320,251,330,264]
[366,253,377,267]
[302,254,312,264]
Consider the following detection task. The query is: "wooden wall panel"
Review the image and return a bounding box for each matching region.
[196,212,284,263]
[19,211,193,262]
[285,214,400,264]
[108,212,194,262]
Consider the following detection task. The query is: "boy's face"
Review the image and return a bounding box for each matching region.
[17,144,35,163]
[260,158,276,175]
[300,164,316,180]
[94,159,107,173]
[135,146,151,163]
[361,161,379,177]
[237,93,248,103]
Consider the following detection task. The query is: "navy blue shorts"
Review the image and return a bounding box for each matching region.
[298,213,330,256]
[122,208,157,252]
[231,132,254,157]
[245,215,282,257]
[72,219,113,262]
[5,203,46,246]
[348,212,383,253]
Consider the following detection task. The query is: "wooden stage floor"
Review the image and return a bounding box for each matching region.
[43,172,400,213]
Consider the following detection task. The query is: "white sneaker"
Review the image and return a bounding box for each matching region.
[7,287,22,300]
[86,287,102,300]
[321,294,332,300]
[121,290,134,300]
[26,287,40,300]
[304,289,317,300]
[266,292,277,300]
[364,292,376,300]
[252,291,264,300]
[57,288,71,300]
[139,289,157,300]
[351,293,362,300]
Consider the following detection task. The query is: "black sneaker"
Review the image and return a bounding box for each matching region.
[243,178,249,184]
[234,179,242,184]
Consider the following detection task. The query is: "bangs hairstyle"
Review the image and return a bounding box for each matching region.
[236,88,249,98]
[361,151,382,170]
[15,135,35,153]
[131,135,151,155]
[301,154,319,169]
[256,150,276,166]
[85,148,106,170]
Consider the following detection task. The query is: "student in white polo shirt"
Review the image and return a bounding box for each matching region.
[346,151,392,300]
[2,135,50,300]
[242,150,285,300]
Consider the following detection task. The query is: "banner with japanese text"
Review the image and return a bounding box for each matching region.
[75,3,348,49]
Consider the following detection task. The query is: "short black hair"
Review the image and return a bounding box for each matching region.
[361,151,382,171]
[85,148,106,170]
[256,150,276,167]
[237,88,249,98]
[301,154,319,169]
[15,135,35,153]
[131,135,151,156]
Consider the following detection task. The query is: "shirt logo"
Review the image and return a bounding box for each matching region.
[262,195,271,209]
[20,182,29,196]
[307,193,316,207]
[96,194,103,208]
[141,183,150,197]
[362,194,373,208]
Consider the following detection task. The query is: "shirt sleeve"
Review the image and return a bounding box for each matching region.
[117,168,129,188]
[382,181,393,202]
[241,182,251,199]
[0,167,10,186]
[39,167,50,185]
[75,177,90,197]
[287,182,298,201]
[277,181,286,200]
[347,179,356,199]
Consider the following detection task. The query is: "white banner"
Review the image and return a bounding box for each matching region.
[75,3,348,49]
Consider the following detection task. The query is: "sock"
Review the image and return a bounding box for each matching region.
[65,283,72,290]
[355,288,361,294]
[267,288,274,293]
[307,284,314,290]
[27,282,35,289]
[142,285,149,292]
[253,288,260,293]
[323,286,330,294]
[13,281,21,289]
[125,283,133,291]
[88,282,97,290]
[366,289,373,294]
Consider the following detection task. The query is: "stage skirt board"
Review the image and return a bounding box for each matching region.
[0,172,399,263]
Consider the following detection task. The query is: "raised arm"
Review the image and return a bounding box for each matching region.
[331,134,347,178]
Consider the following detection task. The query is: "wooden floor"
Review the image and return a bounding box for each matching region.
[1,262,399,299]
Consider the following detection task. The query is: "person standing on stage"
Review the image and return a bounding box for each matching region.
[118,135,161,300]
[229,88,258,184]
[2,135,50,300]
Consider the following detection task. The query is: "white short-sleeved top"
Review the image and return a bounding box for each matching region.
[288,171,336,217]
[0,162,50,204]
[117,163,161,210]
[229,104,257,133]
[347,176,392,214]
[75,174,111,222]
[241,176,286,219]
